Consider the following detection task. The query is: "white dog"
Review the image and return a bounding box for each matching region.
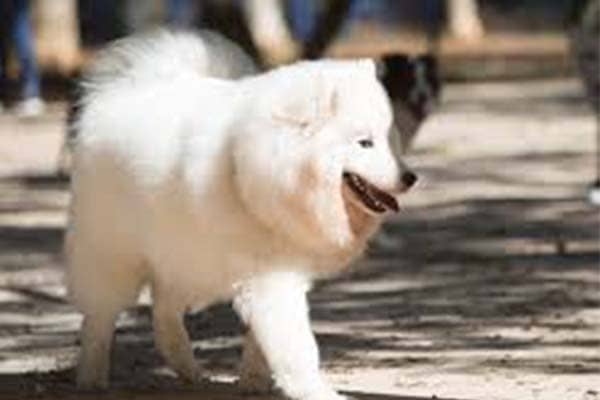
[66,30,417,400]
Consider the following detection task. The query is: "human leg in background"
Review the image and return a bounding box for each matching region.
[289,0,316,42]
[10,0,45,117]
[0,37,5,114]
[0,2,9,112]
[243,0,298,65]
[166,0,198,29]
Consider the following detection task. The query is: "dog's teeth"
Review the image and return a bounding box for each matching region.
[346,173,390,212]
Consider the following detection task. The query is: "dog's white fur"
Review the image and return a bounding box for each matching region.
[67,31,410,400]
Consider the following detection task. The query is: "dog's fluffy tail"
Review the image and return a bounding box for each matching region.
[81,29,257,101]
[67,30,256,142]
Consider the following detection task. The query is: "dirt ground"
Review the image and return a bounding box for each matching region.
[0,78,598,400]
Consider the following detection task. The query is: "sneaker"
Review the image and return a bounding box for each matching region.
[588,182,600,206]
[16,97,45,118]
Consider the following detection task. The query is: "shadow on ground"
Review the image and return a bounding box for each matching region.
[0,162,597,399]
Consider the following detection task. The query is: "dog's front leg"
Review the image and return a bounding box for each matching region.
[234,271,344,400]
[238,329,273,394]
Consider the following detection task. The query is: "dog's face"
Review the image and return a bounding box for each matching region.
[233,60,416,258]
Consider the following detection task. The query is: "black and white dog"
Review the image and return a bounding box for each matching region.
[380,54,441,153]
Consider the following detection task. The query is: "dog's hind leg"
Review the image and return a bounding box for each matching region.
[71,251,146,390]
[151,284,200,383]
[77,308,120,390]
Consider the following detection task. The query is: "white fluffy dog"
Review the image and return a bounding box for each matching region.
[66,31,416,400]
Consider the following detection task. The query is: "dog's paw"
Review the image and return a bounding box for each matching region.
[76,363,110,392]
[76,374,109,393]
[238,372,274,395]
[178,364,205,386]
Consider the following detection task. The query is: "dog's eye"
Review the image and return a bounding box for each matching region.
[358,138,374,148]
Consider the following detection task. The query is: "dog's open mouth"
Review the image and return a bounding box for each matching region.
[343,172,399,214]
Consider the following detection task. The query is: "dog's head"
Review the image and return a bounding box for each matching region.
[232,60,417,259]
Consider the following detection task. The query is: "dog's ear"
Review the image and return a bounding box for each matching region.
[272,72,338,136]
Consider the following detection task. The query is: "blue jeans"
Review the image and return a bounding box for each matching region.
[166,0,198,29]
[0,0,41,100]
[289,0,316,42]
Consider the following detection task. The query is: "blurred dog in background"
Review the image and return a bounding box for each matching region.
[380,54,442,153]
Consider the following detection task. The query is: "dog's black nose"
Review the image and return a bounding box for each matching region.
[401,171,418,188]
